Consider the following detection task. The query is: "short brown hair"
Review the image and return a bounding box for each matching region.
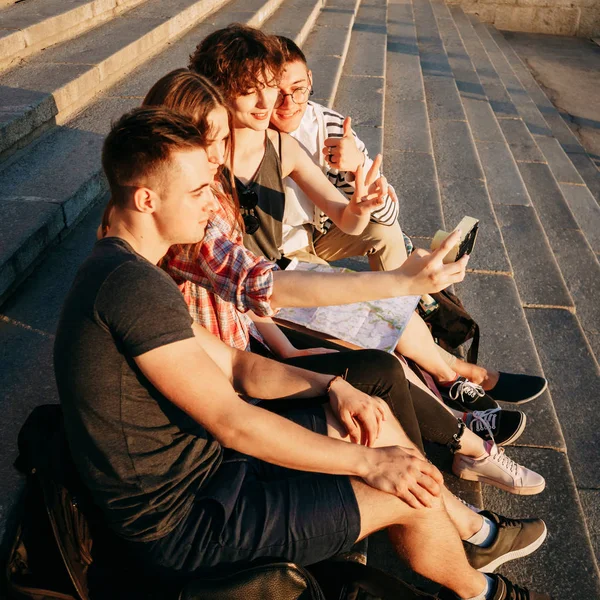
[188,24,284,101]
[277,36,307,65]
[101,107,206,206]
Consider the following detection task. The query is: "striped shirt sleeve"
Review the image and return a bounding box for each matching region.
[321,108,399,227]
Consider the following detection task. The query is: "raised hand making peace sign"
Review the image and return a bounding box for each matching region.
[347,154,389,218]
[323,116,365,173]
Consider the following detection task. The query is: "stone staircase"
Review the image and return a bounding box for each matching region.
[1,0,600,596]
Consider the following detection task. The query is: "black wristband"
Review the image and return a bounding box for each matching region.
[447,419,466,454]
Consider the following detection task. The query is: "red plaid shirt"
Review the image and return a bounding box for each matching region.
[163,206,278,350]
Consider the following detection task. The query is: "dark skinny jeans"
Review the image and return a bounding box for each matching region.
[251,342,463,453]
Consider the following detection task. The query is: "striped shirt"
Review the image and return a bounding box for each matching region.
[285,102,399,241]
[319,104,399,227]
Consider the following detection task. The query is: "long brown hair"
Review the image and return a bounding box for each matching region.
[142,68,241,230]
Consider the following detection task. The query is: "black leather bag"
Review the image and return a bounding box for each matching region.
[419,289,480,364]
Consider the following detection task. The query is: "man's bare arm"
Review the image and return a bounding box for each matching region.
[190,322,333,399]
[136,335,359,472]
[270,230,468,309]
[134,335,443,506]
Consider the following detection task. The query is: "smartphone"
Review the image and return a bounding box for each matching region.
[430,216,479,263]
[455,220,479,261]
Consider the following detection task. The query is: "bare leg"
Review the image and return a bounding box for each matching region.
[326,405,483,542]
[396,312,458,384]
[327,407,486,597]
[452,359,500,390]
[351,478,487,598]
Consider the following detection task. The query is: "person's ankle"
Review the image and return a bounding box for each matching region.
[473,440,494,460]
[480,370,500,391]
[453,574,490,600]
[437,372,459,387]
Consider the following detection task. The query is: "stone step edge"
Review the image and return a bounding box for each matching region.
[0,0,231,164]
[0,0,288,307]
[0,0,149,74]
[460,13,600,267]
[308,0,362,109]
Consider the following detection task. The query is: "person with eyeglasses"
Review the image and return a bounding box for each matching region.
[270,37,401,270]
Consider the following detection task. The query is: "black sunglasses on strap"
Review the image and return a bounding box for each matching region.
[239,188,260,235]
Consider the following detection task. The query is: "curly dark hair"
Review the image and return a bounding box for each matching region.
[188,23,285,101]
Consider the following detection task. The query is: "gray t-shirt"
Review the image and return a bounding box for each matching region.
[54,237,223,542]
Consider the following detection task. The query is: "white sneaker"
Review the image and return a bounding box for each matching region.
[452,443,545,495]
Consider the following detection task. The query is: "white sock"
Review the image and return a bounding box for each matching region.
[461,574,495,600]
[466,515,497,548]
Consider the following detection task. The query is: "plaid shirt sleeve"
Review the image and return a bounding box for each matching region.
[164,216,280,317]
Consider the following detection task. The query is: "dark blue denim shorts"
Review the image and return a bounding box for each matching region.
[134,405,361,577]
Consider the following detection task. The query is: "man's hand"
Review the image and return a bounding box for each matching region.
[328,377,387,447]
[394,229,469,296]
[362,446,444,508]
[323,117,365,173]
[347,155,388,217]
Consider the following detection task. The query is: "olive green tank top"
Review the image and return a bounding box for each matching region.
[235,133,285,262]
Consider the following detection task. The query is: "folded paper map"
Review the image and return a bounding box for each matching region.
[276,261,420,353]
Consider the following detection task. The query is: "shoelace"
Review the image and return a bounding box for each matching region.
[497,514,521,529]
[498,574,532,600]
[489,446,520,477]
[449,378,485,405]
[469,408,500,440]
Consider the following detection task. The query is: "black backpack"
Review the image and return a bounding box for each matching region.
[418,290,480,364]
[5,405,435,600]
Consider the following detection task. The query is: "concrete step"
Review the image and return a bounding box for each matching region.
[333,0,388,156]
[480,22,600,206]
[384,0,444,239]
[457,10,600,364]
[429,2,575,313]
[446,8,584,312]
[0,0,149,74]
[413,0,512,276]
[301,0,361,108]
[0,0,292,305]
[263,0,324,48]
[0,0,231,163]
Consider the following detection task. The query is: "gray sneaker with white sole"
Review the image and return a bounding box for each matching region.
[464,510,548,573]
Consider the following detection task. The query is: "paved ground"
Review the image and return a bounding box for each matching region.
[504,31,600,168]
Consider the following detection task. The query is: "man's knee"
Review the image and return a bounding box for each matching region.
[353,478,446,534]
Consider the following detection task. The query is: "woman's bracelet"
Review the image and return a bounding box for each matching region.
[325,369,349,394]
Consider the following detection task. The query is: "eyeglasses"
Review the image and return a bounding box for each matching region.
[239,188,260,235]
[274,87,313,109]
